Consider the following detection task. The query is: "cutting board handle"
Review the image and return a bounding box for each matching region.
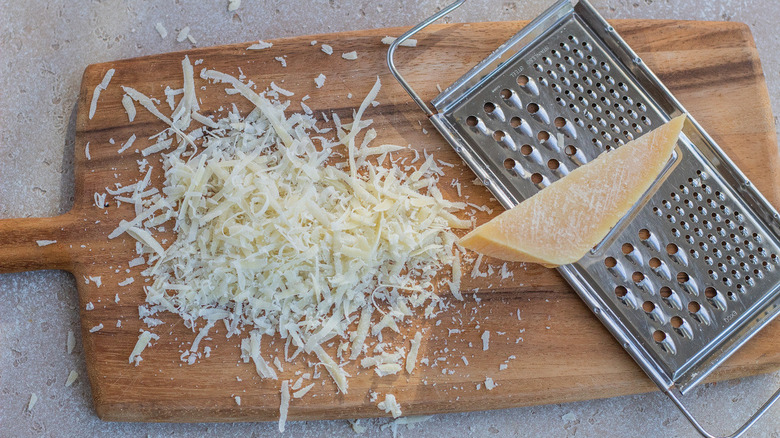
[0,214,76,273]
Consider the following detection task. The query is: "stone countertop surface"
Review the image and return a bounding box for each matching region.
[1,1,778,437]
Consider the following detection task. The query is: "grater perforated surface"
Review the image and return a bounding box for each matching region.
[427,0,780,392]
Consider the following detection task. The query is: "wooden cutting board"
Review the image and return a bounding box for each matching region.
[1,20,778,422]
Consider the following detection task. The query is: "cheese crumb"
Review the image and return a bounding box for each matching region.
[122,94,136,122]
[293,382,315,399]
[314,73,326,88]
[36,240,56,247]
[228,0,241,11]
[485,377,497,390]
[481,330,490,351]
[65,370,79,387]
[129,331,155,365]
[118,277,135,286]
[234,395,241,405]
[176,26,191,43]
[279,380,290,432]
[67,330,76,354]
[90,323,104,333]
[27,393,38,411]
[321,44,333,55]
[89,68,115,119]
[342,51,358,60]
[406,332,422,374]
[247,40,273,50]
[377,394,402,418]
[381,36,418,47]
[85,302,94,311]
[154,22,168,39]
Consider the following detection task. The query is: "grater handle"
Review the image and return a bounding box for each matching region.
[386,0,467,117]
[663,385,780,438]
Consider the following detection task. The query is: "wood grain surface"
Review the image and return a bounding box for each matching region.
[0,20,778,422]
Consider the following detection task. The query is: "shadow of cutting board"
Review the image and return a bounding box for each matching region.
[0,20,778,422]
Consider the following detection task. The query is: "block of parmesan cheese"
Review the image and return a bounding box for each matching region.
[459,115,685,267]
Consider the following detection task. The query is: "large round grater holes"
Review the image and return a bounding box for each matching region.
[503,158,516,170]
[615,285,627,297]
[653,330,666,342]
[605,257,617,268]
[671,316,683,328]
[516,74,530,87]
[484,102,496,113]
[466,115,478,126]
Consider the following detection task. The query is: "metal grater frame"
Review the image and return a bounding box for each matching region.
[388,1,780,436]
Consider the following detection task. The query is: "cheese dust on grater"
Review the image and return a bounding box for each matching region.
[105,51,470,414]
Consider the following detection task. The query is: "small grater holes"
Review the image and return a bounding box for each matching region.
[581,41,593,51]
[599,61,610,72]
[559,42,570,51]
[568,34,578,44]
[727,291,737,301]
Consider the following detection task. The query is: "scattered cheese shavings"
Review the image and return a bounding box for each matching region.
[342,51,358,60]
[247,40,273,50]
[377,394,402,418]
[562,411,577,423]
[293,382,315,399]
[176,26,191,43]
[348,419,366,434]
[485,377,497,390]
[122,94,136,122]
[88,276,102,288]
[85,142,91,160]
[154,22,168,39]
[27,393,38,411]
[119,277,134,286]
[314,73,326,88]
[228,0,241,12]
[67,330,76,354]
[274,56,287,67]
[85,302,94,311]
[270,82,294,97]
[65,370,78,387]
[129,331,155,365]
[321,44,333,55]
[36,240,56,247]
[381,36,418,47]
[89,68,115,119]
[234,395,241,406]
[279,380,290,433]
[481,330,490,351]
[111,62,466,396]
[90,324,104,333]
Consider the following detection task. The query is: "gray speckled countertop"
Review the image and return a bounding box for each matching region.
[1,1,779,437]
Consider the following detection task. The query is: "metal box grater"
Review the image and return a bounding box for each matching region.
[388,0,780,436]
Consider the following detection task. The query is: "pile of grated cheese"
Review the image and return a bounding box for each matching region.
[111,56,469,396]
